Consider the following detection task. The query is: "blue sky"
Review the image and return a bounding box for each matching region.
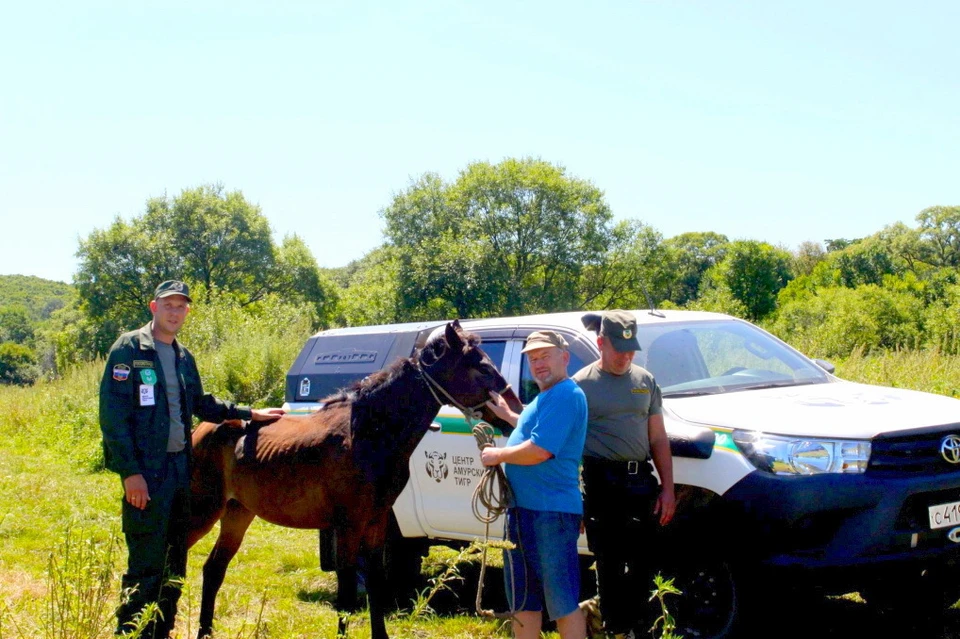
[2,1,957,283]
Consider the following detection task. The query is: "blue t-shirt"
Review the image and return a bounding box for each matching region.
[504,378,588,514]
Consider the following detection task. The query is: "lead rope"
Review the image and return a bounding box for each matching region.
[471,420,525,628]
[416,363,522,627]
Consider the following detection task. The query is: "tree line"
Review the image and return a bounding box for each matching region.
[4,158,959,385]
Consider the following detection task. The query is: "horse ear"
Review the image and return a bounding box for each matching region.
[445,321,465,352]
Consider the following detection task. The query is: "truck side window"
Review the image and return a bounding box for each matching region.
[519,349,586,404]
[477,340,506,371]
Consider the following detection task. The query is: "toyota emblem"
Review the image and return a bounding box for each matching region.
[940,435,960,464]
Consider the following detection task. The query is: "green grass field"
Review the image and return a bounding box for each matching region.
[3,351,960,638]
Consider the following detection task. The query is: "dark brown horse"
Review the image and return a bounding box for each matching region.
[186,321,522,639]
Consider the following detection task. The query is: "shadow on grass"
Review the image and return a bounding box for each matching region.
[296,585,338,606]
[775,596,960,639]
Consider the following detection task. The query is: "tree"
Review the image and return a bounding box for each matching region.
[73,184,337,356]
[830,237,898,288]
[580,220,672,310]
[0,342,39,385]
[661,232,729,305]
[337,247,403,326]
[916,205,960,267]
[0,305,35,344]
[873,222,925,271]
[792,241,826,277]
[824,238,860,252]
[74,216,173,353]
[703,241,793,320]
[382,158,615,318]
[272,235,341,322]
[145,184,275,303]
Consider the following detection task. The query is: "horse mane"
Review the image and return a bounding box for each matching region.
[316,326,482,434]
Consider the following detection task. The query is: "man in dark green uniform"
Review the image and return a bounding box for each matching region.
[99,280,284,638]
[573,310,675,639]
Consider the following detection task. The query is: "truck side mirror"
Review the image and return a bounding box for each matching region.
[813,358,836,374]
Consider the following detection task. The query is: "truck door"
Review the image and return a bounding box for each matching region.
[409,333,518,540]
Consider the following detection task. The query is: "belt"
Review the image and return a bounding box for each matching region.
[583,457,648,476]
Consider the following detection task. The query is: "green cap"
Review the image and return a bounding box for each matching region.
[154,280,192,302]
[600,310,641,352]
[521,330,569,353]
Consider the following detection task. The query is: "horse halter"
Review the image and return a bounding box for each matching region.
[415,359,510,423]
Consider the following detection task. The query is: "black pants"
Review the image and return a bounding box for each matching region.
[117,450,190,638]
[582,457,659,636]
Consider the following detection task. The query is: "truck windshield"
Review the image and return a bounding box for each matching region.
[637,319,829,397]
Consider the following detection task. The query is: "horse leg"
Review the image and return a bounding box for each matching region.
[360,513,390,639]
[333,518,369,638]
[197,500,256,639]
[363,545,389,639]
[335,564,357,638]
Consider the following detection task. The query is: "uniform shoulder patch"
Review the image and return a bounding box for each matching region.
[133,359,153,368]
[112,364,131,382]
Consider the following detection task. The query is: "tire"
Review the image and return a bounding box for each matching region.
[666,559,741,639]
[382,517,429,609]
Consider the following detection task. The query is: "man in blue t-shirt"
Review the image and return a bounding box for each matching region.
[483,330,588,639]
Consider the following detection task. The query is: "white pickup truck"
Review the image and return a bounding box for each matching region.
[282,309,960,638]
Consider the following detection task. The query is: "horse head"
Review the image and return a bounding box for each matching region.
[419,320,523,434]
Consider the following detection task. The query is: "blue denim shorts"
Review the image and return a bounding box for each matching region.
[503,507,582,620]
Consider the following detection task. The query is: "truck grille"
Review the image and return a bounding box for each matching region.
[869,425,960,474]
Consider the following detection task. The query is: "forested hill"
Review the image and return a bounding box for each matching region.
[0,274,74,320]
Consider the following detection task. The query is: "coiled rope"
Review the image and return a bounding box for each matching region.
[472,422,511,523]
[471,421,523,625]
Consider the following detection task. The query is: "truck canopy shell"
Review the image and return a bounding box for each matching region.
[285,321,447,403]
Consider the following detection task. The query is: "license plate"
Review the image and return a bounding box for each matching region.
[929,500,960,530]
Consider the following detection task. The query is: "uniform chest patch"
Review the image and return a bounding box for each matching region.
[133,360,153,368]
[631,387,650,394]
[140,369,158,385]
[112,364,131,382]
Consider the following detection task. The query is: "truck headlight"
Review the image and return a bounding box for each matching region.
[731,430,871,475]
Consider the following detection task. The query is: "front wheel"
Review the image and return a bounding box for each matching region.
[667,560,740,639]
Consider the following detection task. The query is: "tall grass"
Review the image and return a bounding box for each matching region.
[835,347,960,398]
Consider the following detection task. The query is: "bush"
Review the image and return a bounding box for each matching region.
[768,285,924,359]
[180,294,316,407]
[923,283,960,354]
[0,342,40,385]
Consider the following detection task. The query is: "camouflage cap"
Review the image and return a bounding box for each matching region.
[600,310,641,352]
[154,280,192,302]
[521,330,569,353]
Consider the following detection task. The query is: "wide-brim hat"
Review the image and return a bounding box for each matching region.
[521,330,569,353]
